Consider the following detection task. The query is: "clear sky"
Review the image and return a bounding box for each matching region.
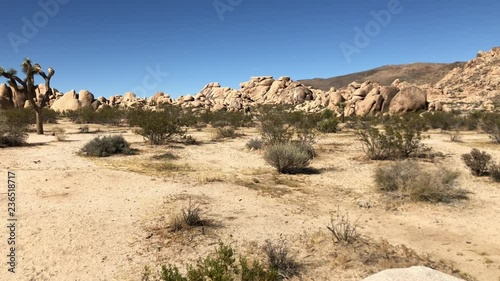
[1,0,499,98]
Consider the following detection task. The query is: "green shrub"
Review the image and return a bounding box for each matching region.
[81,135,133,157]
[0,110,30,147]
[264,143,312,174]
[357,118,427,160]
[461,148,492,176]
[374,161,467,203]
[480,112,500,143]
[128,107,186,145]
[63,106,96,124]
[317,118,339,133]
[41,108,60,124]
[422,111,460,130]
[94,107,124,125]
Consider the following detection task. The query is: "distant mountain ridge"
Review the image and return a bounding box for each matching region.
[299,62,465,91]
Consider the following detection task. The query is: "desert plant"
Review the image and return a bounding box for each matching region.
[264,143,312,174]
[317,117,339,133]
[422,111,460,130]
[0,110,30,147]
[80,135,133,157]
[52,127,67,141]
[357,119,426,160]
[182,135,199,145]
[327,209,360,246]
[181,200,204,227]
[461,148,492,176]
[263,240,301,279]
[480,112,500,143]
[142,243,280,281]
[128,107,186,145]
[213,126,237,140]
[374,161,467,203]
[1,59,56,134]
[448,129,462,142]
[78,125,90,133]
[489,162,500,182]
[245,137,264,150]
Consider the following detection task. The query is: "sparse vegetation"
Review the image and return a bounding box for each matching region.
[80,135,133,157]
[245,137,264,150]
[374,161,467,203]
[357,117,427,160]
[461,148,492,176]
[264,143,312,174]
[480,112,500,143]
[327,208,360,246]
[128,107,187,145]
[263,240,301,279]
[489,162,500,182]
[0,109,30,147]
[142,243,280,281]
[213,126,237,140]
[52,127,67,141]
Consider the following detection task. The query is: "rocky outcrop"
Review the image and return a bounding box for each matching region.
[0,83,14,110]
[51,90,81,112]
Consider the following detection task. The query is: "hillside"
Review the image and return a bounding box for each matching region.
[299,62,465,91]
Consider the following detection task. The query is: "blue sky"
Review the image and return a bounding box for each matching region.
[0,0,499,98]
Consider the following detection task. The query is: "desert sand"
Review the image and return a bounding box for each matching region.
[0,122,499,281]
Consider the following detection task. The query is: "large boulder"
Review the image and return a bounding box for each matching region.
[78,90,94,108]
[122,92,137,106]
[10,86,28,108]
[0,83,14,109]
[51,90,81,112]
[389,86,427,113]
[361,266,465,281]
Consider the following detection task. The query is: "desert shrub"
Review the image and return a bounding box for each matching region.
[263,240,301,279]
[448,129,462,142]
[213,126,236,140]
[63,106,96,124]
[246,137,264,150]
[78,125,90,133]
[0,110,30,147]
[480,112,500,143]
[264,143,312,174]
[327,209,360,246]
[80,135,133,157]
[41,108,60,124]
[317,117,339,133]
[422,111,460,130]
[52,127,67,141]
[94,106,124,125]
[357,119,427,160]
[291,140,316,159]
[461,148,492,176]
[128,107,186,145]
[146,243,279,281]
[182,200,204,227]
[374,161,467,203]
[489,162,500,182]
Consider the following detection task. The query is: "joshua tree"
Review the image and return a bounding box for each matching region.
[0,58,55,134]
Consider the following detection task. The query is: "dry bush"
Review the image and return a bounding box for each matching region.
[0,110,30,147]
[53,127,67,141]
[246,137,264,150]
[263,240,301,279]
[489,162,500,183]
[374,161,468,203]
[212,126,237,140]
[480,112,500,143]
[448,129,462,142]
[327,209,360,246]
[461,148,492,176]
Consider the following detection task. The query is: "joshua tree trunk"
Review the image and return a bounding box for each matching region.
[35,108,44,134]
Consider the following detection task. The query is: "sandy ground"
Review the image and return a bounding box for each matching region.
[0,122,499,281]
